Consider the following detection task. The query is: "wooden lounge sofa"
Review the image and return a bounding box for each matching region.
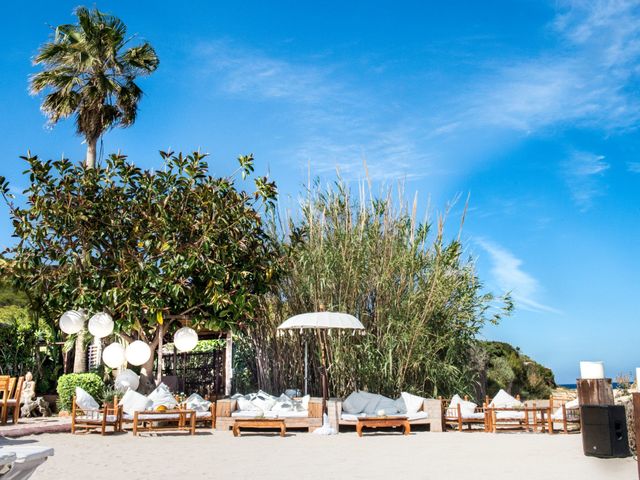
[329,397,443,433]
[215,397,323,432]
[72,395,123,435]
[441,396,490,432]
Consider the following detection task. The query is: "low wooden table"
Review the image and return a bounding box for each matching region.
[356,416,410,436]
[132,409,196,436]
[232,418,286,437]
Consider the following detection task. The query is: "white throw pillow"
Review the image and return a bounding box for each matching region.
[252,391,277,413]
[75,387,100,411]
[298,394,310,411]
[120,389,152,416]
[448,394,463,409]
[237,394,260,412]
[401,392,424,414]
[448,394,477,416]
[147,383,178,410]
[343,391,374,414]
[185,393,212,412]
[489,389,522,408]
[459,400,478,416]
[271,394,295,412]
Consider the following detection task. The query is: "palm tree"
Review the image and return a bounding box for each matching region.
[30,6,159,168]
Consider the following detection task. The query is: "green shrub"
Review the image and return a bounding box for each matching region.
[56,373,104,411]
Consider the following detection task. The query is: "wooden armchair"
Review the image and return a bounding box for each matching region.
[71,395,122,435]
[2,376,24,424]
[179,399,216,429]
[0,376,9,425]
[441,396,490,432]
[548,396,580,434]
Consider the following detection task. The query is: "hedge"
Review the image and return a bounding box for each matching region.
[56,373,104,411]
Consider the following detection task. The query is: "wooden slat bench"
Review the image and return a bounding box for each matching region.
[232,418,286,437]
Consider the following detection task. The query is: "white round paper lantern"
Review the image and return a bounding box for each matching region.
[114,369,139,392]
[88,312,114,339]
[102,342,126,369]
[59,310,85,335]
[174,326,198,352]
[126,340,151,366]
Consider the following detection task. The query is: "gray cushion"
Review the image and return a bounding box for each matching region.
[343,391,376,414]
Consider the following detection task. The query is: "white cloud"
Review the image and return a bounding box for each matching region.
[563,151,610,210]
[627,162,640,173]
[477,239,560,314]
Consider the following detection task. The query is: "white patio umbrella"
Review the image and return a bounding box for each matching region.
[277,311,364,412]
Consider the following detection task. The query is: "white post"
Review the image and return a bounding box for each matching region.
[304,340,308,396]
[225,332,233,396]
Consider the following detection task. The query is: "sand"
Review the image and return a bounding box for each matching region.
[2,430,635,480]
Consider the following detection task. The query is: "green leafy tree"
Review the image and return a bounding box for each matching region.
[0,150,278,391]
[30,7,159,168]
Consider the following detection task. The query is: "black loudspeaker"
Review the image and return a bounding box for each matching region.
[581,405,630,458]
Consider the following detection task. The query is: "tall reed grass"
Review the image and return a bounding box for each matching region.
[237,179,512,398]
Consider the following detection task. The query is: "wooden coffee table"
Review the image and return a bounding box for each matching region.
[232,418,286,437]
[132,409,196,436]
[356,416,410,436]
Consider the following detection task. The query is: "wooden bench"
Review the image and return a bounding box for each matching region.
[232,418,286,437]
[356,416,410,436]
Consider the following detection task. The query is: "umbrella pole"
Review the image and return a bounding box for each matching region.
[304,340,308,396]
[317,328,329,414]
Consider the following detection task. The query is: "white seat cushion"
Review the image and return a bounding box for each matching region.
[341,413,365,422]
[76,415,119,423]
[461,412,485,420]
[496,411,525,420]
[133,413,181,421]
[407,411,429,421]
[264,410,309,419]
[231,411,264,418]
[195,411,212,418]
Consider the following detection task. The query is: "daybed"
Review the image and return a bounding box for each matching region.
[328,391,443,433]
[215,391,323,432]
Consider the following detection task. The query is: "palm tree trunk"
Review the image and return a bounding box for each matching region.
[73,329,87,373]
[86,137,97,169]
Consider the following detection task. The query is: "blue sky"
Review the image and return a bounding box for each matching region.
[2,0,639,383]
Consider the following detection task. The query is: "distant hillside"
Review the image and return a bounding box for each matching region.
[472,341,556,400]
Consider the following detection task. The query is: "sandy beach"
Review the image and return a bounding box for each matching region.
[3,430,634,480]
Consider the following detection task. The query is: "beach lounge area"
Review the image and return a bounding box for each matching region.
[2,1,640,479]
[6,430,634,480]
